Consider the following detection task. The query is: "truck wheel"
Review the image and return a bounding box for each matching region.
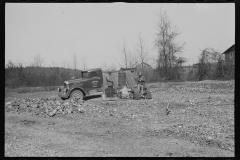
[70,90,84,101]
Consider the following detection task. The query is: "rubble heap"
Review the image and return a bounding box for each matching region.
[150,80,234,94]
[5,97,87,117]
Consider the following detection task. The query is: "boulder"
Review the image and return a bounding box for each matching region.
[48,108,58,117]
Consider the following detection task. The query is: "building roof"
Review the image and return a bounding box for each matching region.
[223,44,235,54]
[193,63,200,67]
[82,68,101,72]
[119,67,136,71]
[135,62,151,68]
[102,71,118,74]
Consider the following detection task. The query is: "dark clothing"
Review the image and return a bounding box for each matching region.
[105,86,114,98]
[138,75,145,85]
[105,73,114,98]
[138,83,144,95]
[106,74,113,86]
[137,75,145,95]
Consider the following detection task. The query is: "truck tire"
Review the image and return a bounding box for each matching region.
[70,90,84,101]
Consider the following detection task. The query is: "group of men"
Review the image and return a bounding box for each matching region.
[105,71,145,98]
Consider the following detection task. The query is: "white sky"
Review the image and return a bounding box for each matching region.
[5,3,235,69]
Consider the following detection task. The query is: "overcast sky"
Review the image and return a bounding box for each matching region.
[5,3,235,69]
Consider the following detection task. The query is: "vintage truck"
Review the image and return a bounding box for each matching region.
[58,68,151,100]
[58,68,105,100]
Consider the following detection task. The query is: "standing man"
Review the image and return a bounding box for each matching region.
[106,72,114,98]
[137,72,145,96]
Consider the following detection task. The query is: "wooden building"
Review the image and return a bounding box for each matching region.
[119,67,138,77]
[223,44,235,65]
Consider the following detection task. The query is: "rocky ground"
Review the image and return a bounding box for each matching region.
[5,80,234,157]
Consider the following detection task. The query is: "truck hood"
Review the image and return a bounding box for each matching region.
[65,78,88,84]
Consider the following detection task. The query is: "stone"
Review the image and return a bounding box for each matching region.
[66,108,72,114]
[207,136,213,141]
[11,102,20,106]
[57,105,62,110]
[5,101,12,106]
[48,108,58,117]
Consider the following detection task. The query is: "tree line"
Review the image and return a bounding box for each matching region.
[119,10,234,82]
[5,10,234,89]
[119,10,187,81]
[5,60,83,89]
[187,48,234,81]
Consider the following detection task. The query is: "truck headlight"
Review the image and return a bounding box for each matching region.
[64,82,70,90]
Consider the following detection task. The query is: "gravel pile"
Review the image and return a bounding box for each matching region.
[185,96,234,107]
[5,80,234,155]
[149,80,234,94]
[5,97,142,119]
[167,123,235,151]
[5,97,87,117]
[5,81,234,152]
[5,96,144,119]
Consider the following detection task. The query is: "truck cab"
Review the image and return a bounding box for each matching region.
[58,68,104,100]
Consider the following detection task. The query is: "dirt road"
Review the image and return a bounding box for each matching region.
[5,80,234,157]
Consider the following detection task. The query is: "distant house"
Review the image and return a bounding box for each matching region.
[119,67,138,77]
[223,44,235,65]
[193,63,200,68]
[119,67,137,72]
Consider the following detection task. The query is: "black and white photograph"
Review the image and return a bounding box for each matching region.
[5,3,234,157]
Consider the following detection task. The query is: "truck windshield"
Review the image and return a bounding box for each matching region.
[82,72,89,78]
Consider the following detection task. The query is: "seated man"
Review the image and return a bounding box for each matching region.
[119,86,131,98]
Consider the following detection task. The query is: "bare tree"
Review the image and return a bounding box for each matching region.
[72,54,78,79]
[154,10,185,80]
[30,54,44,86]
[119,39,138,69]
[61,60,67,68]
[5,60,15,69]
[73,54,78,70]
[128,50,138,68]
[135,33,149,72]
[33,54,44,67]
[197,48,226,80]
[100,63,117,72]
[66,62,72,69]
[120,40,129,68]
[109,63,117,72]
[100,62,109,72]
[51,61,58,68]
[81,56,87,70]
